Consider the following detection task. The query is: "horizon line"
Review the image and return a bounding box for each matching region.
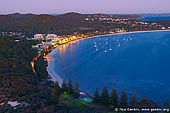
[0,11,170,15]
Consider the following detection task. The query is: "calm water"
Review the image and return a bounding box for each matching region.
[52,31,170,104]
[138,16,170,21]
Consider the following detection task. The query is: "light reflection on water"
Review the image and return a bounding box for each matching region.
[52,31,170,104]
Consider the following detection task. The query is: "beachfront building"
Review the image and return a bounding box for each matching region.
[34,34,44,40]
[114,28,126,33]
[46,34,59,40]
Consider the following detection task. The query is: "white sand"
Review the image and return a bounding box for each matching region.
[47,46,63,86]
[89,29,170,39]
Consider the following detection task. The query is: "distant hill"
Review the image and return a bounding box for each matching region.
[0,12,105,36]
[0,12,168,37]
[56,12,85,22]
[57,12,84,17]
[7,13,36,19]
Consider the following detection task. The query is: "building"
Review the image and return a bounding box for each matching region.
[34,34,44,40]
[46,34,59,40]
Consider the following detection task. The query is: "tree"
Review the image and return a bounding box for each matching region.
[67,80,73,94]
[101,86,109,105]
[73,81,80,98]
[120,90,128,108]
[50,81,60,104]
[54,81,60,95]
[110,88,118,107]
[163,102,170,108]
[61,80,67,92]
[51,88,59,104]
[130,92,137,107]
[54,81,60,90]
[74,81,79,91]
[138,97,159,108]
[94,88,100,103]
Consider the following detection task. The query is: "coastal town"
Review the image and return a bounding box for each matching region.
[1,13,170,53]
[0,12,170,112]
[2,0,170,112]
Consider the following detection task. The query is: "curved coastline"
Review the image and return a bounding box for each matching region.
[46,29,170,86]
[89,29,170,39]
[47,46,63,86]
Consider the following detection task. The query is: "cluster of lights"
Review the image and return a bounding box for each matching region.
[58,35,86,45]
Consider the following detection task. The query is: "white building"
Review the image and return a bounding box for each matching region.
[34,34,44,40]
[46,34,58,40]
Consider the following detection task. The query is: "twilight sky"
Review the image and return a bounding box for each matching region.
[0,0,170,14]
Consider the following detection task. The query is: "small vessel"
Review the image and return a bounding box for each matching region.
[129,35,133,41]
[109,45,112,51]
[104,50,107,53]
[94,40,97,44]
[129,37,133,40]
[118,43,121,47]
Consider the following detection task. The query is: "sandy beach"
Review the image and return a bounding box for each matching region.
[46,29,170,86]
[47,46,63,86]
[89,29,170,39]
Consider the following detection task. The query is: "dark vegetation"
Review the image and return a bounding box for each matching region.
[92,87,166,112]
[0,37,54,113]
[0,38,37,75]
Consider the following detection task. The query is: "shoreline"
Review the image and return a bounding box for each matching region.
[46,29,170,86]
[46,46,63,86]
[88,29,170,39]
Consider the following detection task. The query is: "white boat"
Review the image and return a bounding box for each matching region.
[109,46,112,51]
[129,35,133,40]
